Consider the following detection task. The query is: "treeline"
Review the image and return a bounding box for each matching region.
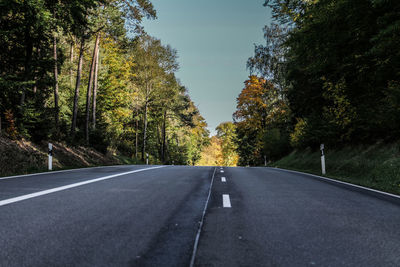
[0,0,209,165]
[234,0,400,166]
[197,122,239,166]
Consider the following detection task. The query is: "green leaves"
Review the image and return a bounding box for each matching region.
[0,0,208,166]
[237,0,400,164]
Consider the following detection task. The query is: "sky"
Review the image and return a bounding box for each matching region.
[142,0,272,135]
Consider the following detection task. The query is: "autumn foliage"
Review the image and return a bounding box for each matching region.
[233,76,291,165]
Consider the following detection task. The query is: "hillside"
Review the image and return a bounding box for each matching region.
[272,142,400,195]
[0,136,130,177]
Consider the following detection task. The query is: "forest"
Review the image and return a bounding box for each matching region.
[231,0,400,166]
[2,0,400,169]
[0,0,210,166]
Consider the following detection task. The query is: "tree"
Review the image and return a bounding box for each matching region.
[234,76,290,165]
[216,122,238,166]
[0,0,211,167]
[132,35,178,161]
[247,23,289,92]
[197,136,223,166]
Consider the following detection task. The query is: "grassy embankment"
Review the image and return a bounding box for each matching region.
[272,142,400,196]
[0,136,138,177]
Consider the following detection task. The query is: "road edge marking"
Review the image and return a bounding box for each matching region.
[189,166,217,267]
[0,164,146,181]
[272,167,400,204]
[0,166,165,207]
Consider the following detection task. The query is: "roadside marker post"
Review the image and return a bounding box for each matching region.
[264,155,267,167]
[320,144,326,175]
[146,153,149,165]
[48,143,53,171]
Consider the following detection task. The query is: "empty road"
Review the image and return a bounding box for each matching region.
[0,165,399,266]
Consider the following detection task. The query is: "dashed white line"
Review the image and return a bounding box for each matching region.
[221,177,226,182]
[220,170,224,173]
[0,166,165,207]
[222,194,231,208]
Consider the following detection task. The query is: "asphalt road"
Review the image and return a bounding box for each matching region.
[0,165,399,266]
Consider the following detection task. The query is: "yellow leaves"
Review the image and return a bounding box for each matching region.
[235,75,290,128]
[290,118,308,148]
[322,77,356,130]
[234,75,267,122]
[197,136,223,166]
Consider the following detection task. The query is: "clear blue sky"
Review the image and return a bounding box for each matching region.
[142,0,271,135]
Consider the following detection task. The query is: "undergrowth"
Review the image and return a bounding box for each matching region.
[272,142,400,195]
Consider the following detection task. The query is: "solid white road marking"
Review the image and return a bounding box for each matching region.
[222,194,231,208]
[0,165,132,181]
[0,166,165,207]
[221,177,226,182]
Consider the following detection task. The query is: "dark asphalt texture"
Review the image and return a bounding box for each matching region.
[194,167,400,267]
[0,165,399,266]
[0,166,213,267]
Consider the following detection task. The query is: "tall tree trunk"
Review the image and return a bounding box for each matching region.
[135,118,139,159]
[70,41,74,88]
[142,94,149,161]
[33,48,40,94]
[85,34,100,144]
[135,98,139,160]
[20,26,33,111]
[92,34,100,130]
[157,123,162,159]
[33,77,37,94]
[161,110,167,162]
[71,38,85,136]
[53,35,60,130]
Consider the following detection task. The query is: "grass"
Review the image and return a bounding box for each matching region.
[271,142,400,196]
[114,154,143,165]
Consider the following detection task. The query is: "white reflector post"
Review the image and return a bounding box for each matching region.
[320,144,326,175]
[321,155,326,175]
[48,143,53,171]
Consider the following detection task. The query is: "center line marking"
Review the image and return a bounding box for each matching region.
[0,166,165,207]
[221,177,226,182]
[220,170,224,173]
[222,194,231,208]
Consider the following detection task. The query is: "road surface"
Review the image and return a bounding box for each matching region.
[0,165,399,266]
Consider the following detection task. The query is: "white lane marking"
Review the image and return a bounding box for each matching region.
[223,194,231,208]
[220,170,224,173]
[221,177,226,182]
[0,166,165,207]
[0,165,137,181]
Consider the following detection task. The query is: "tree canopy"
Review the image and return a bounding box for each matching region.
[0,0,209,165]
[234,0,400,165]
